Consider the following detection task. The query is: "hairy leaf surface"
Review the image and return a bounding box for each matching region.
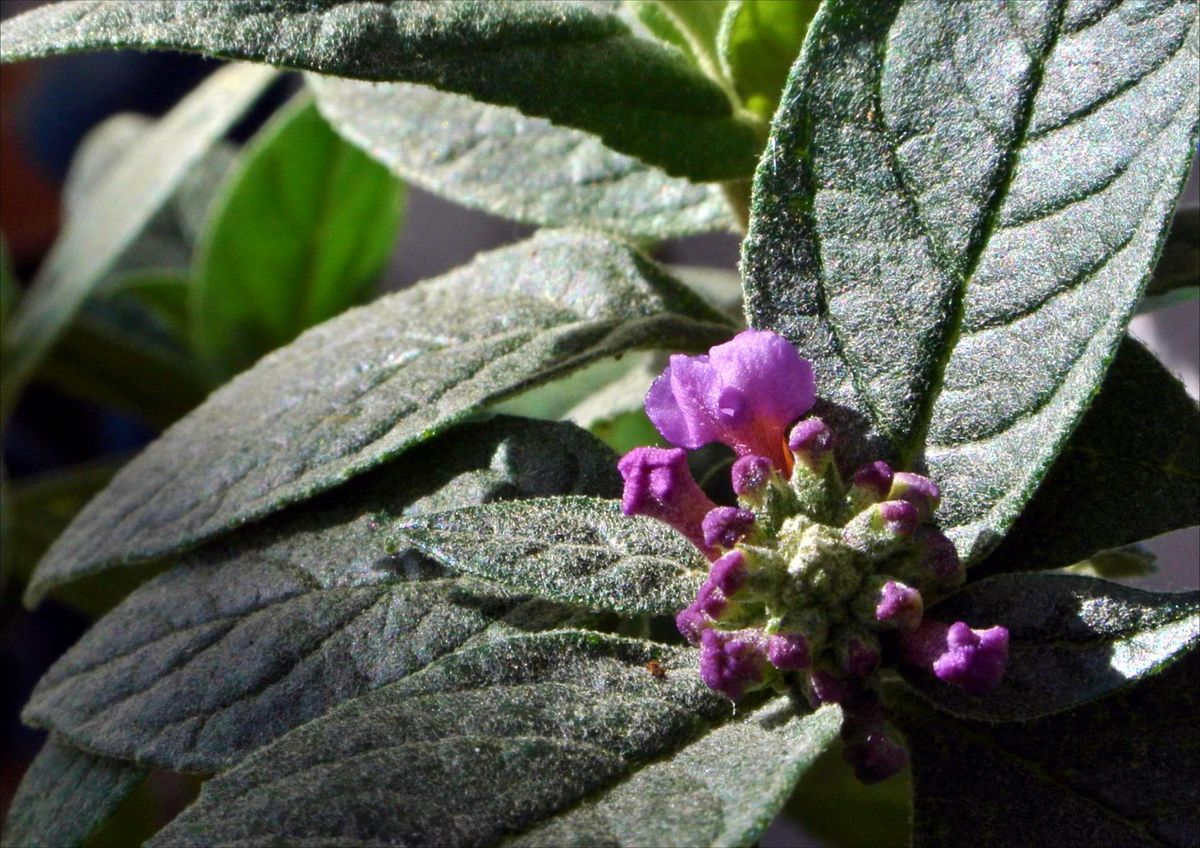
[977,336,1200,577]
[0,0,763,181]
[1,735,145,848]
[892,650,1200,847]
[401,496,704,616]
[0,63,276,419]
[27,231,731,604]
[742,0,1200,564]
[193,99,405,378]
[151,632,840,848]
[901,573,1200,721]
[23,417,616,771]
[310,76,733,240]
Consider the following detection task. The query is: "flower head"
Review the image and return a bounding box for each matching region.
[645,329,814,472]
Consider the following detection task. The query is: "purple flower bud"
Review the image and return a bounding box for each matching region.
[618,446,718,558]
[851,460,894,502]
[888,471,941,519]
[807,668,851,706]
[788,417,835,470]
[901,620,1010,695]
[914,528,964,585]
[644,330,815,473]
[878,500,920,537]
[675,580,729,645]
[708,550,749,595]
[875,580,924,631]
[731,454,774,496]
[701,506,756,549]
[766,632,811,671]
[843,730,909,784]
[699,628,768,699]
[839,634,881,678]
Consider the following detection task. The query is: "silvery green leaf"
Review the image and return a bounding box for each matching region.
[901,572,1200,721]
[0,0,763,181]
[400,496,704,616]
[1,735,145,848]
[742,0,1200,565]
[150,631,841,848]
[23,417,617,771]
[27,231,731,605]
[310,77,733,240]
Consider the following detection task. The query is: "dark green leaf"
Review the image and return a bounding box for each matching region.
[1,735,145,848]
[150,631,841,848]
[0,0,764,181]
[23,416,617,771]
[742,0,1200,565]
[400,496,704,615]
[891,650,1200,847]
[718,0,819,121]
[1141,203,1199,311]
[309,76,733,240]
[26,231,732,605]
[977,337,1200,577]
[901,572,1200,721]
[193,99,405,379]
[0,63,276,420]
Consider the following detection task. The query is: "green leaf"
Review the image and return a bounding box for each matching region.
[1140,204,1199,312]
[192,99,405,379]
[638,1,731,89]
[26,231,732,605]
[150,631,841,848]
[22,416,617,771]
[901,572,1200,721]
[400,496,704,616]
[0,63,276,420]
[0,0,764,182]
[309,76,733,240]
[742,0,1200,565]
[718,0,819,121]
[1063,545,1158,581]
[890,649,1200,847]
[977,337,1200,577]
[1,735,145,848]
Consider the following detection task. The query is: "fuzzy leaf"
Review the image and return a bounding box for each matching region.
[400,496,704,616]
[309,76,733,240]
[0,0,763,181]
[22,417,617,771]
[0,63,276,419]
[901,573,1200,721]
[1140,203,1199,311]
[718,0,819,121]
[742,0,1200,565]
[891,650,1200,847]
[150,631,841,848]
[26,231,731,604]
[977,336,1200,577]
[193,99,405,378]
[1,735,145,848]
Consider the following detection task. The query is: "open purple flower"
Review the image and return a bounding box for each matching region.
[645,329,815,473]
[901,620,1010,695]
[618,446,717,558]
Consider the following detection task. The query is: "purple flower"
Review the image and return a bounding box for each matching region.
[788,417,834,470]
[888,471,940,519]
[874,580,924,631]
[675,580,728,645]
[731,454,774,497]
[839,634,881,678]
[843,730,910,785]
[645,330,815,473]
[699,629,768,698]
[766,632,812,671]
[914,528,964,585]
[618,446,717,558]
[878,500,920,537]
[702,506,756,549]
[708,549,749,595]
[901,620,1010,695]
[851,460,894,503]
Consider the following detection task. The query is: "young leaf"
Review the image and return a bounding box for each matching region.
[0,0,763,182]
[400,496,704,616]
[192,99,405,379]
[26,231,732,605]
[150,632,841,848]
[976,337,1200,578]
[1,735,145,848]
[718,0,819,121]
[891,650,1200,848]
[309,76,734,240]
[900,573,1200,721]
[0,63,276,420]
[1140,204,1200,312]
[742,0,1200,565]
[22,417,616,771]
[637,1,731,90]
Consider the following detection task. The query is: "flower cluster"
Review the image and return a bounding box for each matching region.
[618,330,1010,783]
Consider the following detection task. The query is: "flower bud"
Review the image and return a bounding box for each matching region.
[914,527,964,587]
[765,631,812,671]
[788,417,835,471]
[836,631,881,678]
[888,471,940,520]
[900,619,1010,695]
[702,506,756,550]
[842,500,920,557]
[731,454,774,497]
[699,628,769,699]
[708,549,749,596]
[843,729,909,784]
[848,460,893,512]
[872,579,924,632]
[618,446,718,558]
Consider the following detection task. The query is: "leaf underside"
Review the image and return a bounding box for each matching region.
[742,0,1200,565]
